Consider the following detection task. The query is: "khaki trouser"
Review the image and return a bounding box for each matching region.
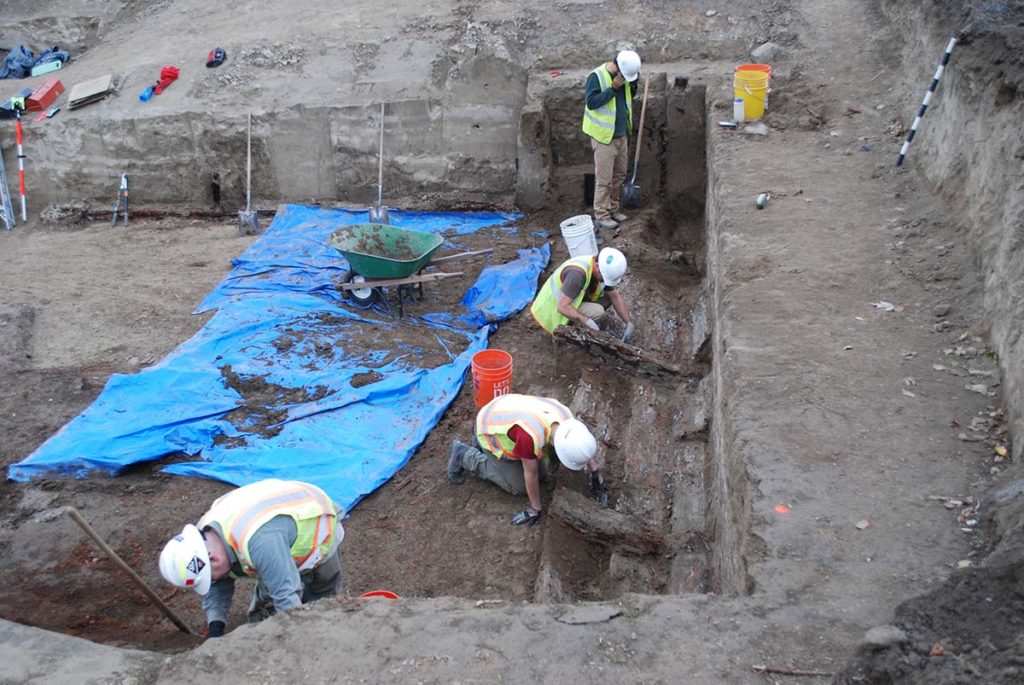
[462,444,549,496]
[592,135,628,221]
[578,301,605,322]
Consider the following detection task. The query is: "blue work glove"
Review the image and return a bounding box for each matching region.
[207,620,226,638]
[621,321,636,342]
[584,318,600,331]
[511,508,543,526]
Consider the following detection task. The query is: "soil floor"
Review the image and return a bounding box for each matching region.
[1,0,1022,683]
[0,205,703,652]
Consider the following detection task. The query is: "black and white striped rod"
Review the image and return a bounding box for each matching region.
[896,37,957,167]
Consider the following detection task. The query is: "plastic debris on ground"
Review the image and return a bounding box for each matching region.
[7,205,550,514]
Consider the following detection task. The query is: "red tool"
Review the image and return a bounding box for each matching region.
[33,106,60,123]
[550,70,563,77]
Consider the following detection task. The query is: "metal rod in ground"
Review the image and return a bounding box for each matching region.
[111,174,124,227]
[122,173,129,226]
[64,507,199,636]
[15,109,26,221]
[896,37,957,167]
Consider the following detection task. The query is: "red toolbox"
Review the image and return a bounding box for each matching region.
[26,78,64,112]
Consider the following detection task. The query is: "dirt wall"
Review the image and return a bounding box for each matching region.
[879,0,1024,464]
[0,1,766,217]
[703,115,753,597]
[516,68,708,215]
[5,71,527,214]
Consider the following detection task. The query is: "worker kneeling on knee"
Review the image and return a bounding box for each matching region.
[158,479,344,638]
[530,247,636,342]
[447,394,608,525]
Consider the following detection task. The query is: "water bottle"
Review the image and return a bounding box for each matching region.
[139,86,154,102]
[733,97,745,123]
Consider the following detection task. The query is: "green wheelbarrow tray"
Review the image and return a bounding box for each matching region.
[328,223,445,280]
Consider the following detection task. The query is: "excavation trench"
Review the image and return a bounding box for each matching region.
[343,75,740,604]
[0,72,751,650]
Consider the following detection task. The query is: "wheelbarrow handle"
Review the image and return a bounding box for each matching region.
[428,248,493,265]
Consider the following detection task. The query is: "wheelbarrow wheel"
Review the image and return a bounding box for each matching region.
[347,275,377,306]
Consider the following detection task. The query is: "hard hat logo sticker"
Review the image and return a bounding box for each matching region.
[186,556,206,575]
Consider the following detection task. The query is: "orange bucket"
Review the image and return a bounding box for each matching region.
[735,63,772,77]
[470,349,513,408]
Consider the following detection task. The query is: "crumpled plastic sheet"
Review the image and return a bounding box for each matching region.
[7,205,550,514]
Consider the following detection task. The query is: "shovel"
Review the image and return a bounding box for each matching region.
[368,102,391,224]
[619,75,650,210]
[237,112,260,235]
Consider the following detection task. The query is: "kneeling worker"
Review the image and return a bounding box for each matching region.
[530,247,636,342]
[447,393,607,525]
[159,479,344,637]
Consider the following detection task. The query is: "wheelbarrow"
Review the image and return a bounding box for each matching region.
[328,222,491,315]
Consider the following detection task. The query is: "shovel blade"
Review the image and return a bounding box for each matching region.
[237,210,260,236]
[620,182,641,210]
[369,204,390,225]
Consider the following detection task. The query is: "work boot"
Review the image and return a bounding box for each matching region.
[611,211,628,223]
[447,440,467,484]
[596,217,618,230]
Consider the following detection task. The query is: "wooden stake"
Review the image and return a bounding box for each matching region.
[65,507,198,636]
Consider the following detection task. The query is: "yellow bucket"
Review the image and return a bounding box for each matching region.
[733,70,769,121]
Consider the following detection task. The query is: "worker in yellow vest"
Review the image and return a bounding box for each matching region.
[158,479,344,637]
[446,394,608,526]
[584,49,641,230]
[530,247,636,342]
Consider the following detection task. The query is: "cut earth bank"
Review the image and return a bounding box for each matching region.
[1,0,1023,683]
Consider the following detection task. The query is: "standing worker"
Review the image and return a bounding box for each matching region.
[446,393,608,526]
[158,479,344,637]
[530,247,636,341]
[584,49,641,231]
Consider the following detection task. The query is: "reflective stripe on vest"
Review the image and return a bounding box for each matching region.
[475,394,573,459]
[529,256,603,334]
[581,65,633,145]
[198,480,342,577]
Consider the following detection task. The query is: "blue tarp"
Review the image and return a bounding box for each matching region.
[7,205,550,513]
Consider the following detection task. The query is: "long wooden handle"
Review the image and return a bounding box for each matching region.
[66,507,199,636]
[428,248,493,264]
[632,75,651,168]
[246,112,252,212]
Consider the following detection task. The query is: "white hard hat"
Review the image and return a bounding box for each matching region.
[553,418,597,470]
[159,524,212,595]
[597,247,627,287]
[616,50,641,82]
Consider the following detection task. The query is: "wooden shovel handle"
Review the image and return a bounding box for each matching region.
[632,75,650,167]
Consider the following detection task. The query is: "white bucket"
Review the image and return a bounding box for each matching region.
[559,215,598,257]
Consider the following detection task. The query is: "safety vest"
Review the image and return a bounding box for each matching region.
[582,64,633,145]
[476,394,573,460]
[530,256,604,334]
[198,480,342,578]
